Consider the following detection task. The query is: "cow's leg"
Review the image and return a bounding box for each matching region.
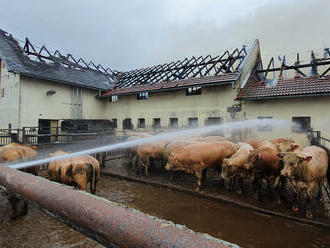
[8,194,19,220]
[145,157,150,176]
[201,169,207,185]
[195,168,203,191]
[273,176,282,205]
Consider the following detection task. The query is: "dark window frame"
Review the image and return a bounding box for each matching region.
[138,118,146,128]
[153,118,161,128]
[137,91,149,100]
[112,119,117,128]
[292,117,311,133]
[186,86,201,96]
[169,118,179,128]
[205,117,221,126]
[188,117,199,128]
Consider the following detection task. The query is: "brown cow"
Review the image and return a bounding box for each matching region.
[48,151,70,182]
[0,143,38,219]
[59,154,100,194]
[221,142,254,180]
[48,151,100,194]
[279,146,328,218]
[136,140,170,175]
[244,146,283,201]
[165,141,237,191]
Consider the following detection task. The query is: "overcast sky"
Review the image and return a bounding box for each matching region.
[0,0,329,71]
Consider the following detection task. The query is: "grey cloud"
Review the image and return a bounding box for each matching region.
[0,0,329,71]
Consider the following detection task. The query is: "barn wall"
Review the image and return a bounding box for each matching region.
[241,96,330,145]
[0,60,20,129]
[105,84,240,132]
[19,77,108,128]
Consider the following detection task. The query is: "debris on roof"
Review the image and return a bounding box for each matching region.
[237,49,330,100]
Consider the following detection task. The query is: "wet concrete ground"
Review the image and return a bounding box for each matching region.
[1,165,330,247]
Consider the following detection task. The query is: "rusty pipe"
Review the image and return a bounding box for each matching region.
[0,166,238,248]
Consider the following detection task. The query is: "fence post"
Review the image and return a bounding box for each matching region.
[316,131,322,145]
[22,127,26,144]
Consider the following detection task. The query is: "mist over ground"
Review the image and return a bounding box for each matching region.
[0,0,328,71]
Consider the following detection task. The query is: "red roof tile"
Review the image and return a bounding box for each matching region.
[236,75,330,100]
[102,73,239,96]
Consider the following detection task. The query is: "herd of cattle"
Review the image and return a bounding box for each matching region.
[128,133,329,218]
[0,134,329,219]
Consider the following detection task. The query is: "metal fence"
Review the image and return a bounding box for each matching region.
[0,129,20,146]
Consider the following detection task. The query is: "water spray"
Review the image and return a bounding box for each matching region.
[5,119,289,170]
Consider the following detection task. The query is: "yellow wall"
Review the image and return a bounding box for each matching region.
[19,76,108,128]
[241,96,330,145]
[105,84,240,131]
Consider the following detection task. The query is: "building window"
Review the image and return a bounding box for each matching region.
[170,118,178,128]
[153,118,161,128]
[123,118,133,130]
[110,95,118,102]
[112,119,117,128]
[292,117,311,132]
[205,117,221,126]
[257,117,273,131]
[186,86,201,95]
[138,118,146,128]
[188,118,199,128]
[137,91,148,100]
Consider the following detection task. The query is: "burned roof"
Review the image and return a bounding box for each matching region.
[0,28,248,94]
[102,46,247,96]
[236,75,330,100]
[0,29,115,91]
[237,49,330,100]
[103,73,239,96]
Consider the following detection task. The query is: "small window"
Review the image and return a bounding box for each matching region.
[257,117,273,131]
[292,117,311,132]
[205,117,221,126]
[123,118,133,130]
[170,118,178,128]
[112,119,117,128]
[138,118,146,128]
[188,118,198,128]
[137,91,148,100]
[186,86,201,95]
[153,118,161,128]
[110,95,118,102]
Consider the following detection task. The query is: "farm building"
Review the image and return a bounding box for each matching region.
[0,28,329,145]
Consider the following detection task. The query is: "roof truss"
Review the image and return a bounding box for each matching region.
[114,46,247,88]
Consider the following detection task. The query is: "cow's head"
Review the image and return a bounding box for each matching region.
[71,163,90,190]
[244,150,260,170]
[279,152,312,178]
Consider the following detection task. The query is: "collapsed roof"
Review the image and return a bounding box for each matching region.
[237,49,330,100]
[0,29,115,91]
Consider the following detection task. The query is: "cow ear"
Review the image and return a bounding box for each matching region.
[291,143,300,151]
[277,153,285,159]
[306,156,312,162]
